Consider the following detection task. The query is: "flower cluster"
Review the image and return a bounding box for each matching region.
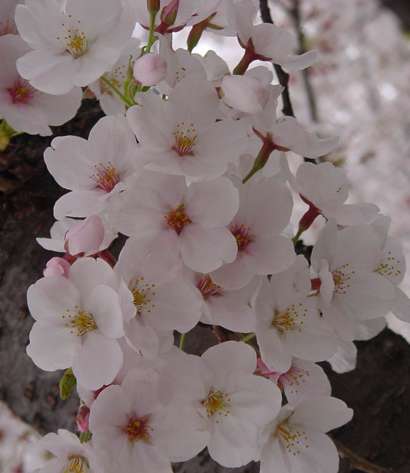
[2,0,408,472]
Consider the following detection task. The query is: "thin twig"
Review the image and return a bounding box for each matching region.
[259,0,295,117]
[333,439,394,473]
[259,0,315,163]
[289,0,319,122]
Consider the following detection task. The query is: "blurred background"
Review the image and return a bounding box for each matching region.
[1,0,410,472]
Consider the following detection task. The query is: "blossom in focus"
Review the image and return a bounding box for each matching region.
[0,34,81,136]
[127,76,247,179]
[159,341,282,467]
[212,177,295,290]
[111,172,239,273]
[259,397,353,473]
[116,236,202,357]
[44,116,138,219]
[254,256,337,372]
[15,0,135,94]
[27,257,129,390]
[311,220,396,341]
[89,370,185,473]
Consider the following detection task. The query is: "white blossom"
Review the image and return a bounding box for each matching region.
[0,34,81,136]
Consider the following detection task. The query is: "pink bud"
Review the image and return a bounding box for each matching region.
[66,215,105,256]
[133,53,167,86]
[76,405,90,433]
[43,257,71,278]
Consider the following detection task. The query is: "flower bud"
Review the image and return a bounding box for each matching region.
[43,257,71,278]
[221,75,269,114]
[147,0,160,14]
[76,405,90,433]
[133,53,167,86]
[66,215,104,256]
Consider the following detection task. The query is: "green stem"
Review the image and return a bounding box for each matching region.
[100,76,135,108]
[144,10,158,54]
[178,333,186,350]
[292,227,304,244]
[241,333,256,343]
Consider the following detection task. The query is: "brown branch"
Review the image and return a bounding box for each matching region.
[259,0,316,163]
[333,439,394,473]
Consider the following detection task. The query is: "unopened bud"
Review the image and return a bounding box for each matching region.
[43,257,71,278]
[66,215,105,256]
[147,0,160,14]
[133,53,167,86]
[161,0,179,27]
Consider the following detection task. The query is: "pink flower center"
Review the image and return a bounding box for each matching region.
[123,415,152,443]
[197,275,224,299]
[165,204,192,234]
[0,19,16,36]
[7,79,35,105]
[172,122,197,157]
[230,223,254,252]
[92,163,120,193]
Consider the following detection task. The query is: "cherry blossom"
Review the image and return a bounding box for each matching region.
[127,76,247,179]
[259,397,353,473]
[26,257,130,390]
[187,270,258,332]
[89,370,187,473]
[311,220,396,340]
[111,172,239,273]
[44,116,138,219]
[159,341,282,467]
[227,0,318,72]
[27,429,100,473]
[256,357,331,405]
[116,236,202,356]
[0,34,81,136]
[212,177,295,290]
[295,161,378,227]
[254,256,337,372]
[15,0,135,94]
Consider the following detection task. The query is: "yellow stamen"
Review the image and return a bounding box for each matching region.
[201,389,230,417]
[64,456,89,473]
[66,31,88,58]
[67,311,97,337]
